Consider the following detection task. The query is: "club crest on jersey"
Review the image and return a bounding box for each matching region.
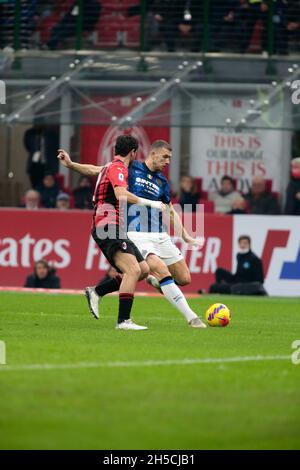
[118,173,124,181]
[121,242,127,250]
[148,174,153,180]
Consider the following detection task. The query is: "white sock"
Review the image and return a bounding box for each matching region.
[159,277,198,323]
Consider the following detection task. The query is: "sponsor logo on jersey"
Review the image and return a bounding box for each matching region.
[135,176,160,192]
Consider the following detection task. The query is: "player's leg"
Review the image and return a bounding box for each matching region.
[146,254,206,328]
[150,234,192,287]
[85,273,122,320]
[137,260,150,281]
[167,259,191,286]
[113,251,149,330]
[86,261,148,320]
[86,231,148,322]
[93,259,147,295]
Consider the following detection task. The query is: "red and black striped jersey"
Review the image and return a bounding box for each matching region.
[92,157,128,228]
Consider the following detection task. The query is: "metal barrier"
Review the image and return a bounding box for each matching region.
[0,1,299,55]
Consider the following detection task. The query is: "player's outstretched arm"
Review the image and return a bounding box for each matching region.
[57,149,102,176]
[114,186,166,210]
[168,203,205,248]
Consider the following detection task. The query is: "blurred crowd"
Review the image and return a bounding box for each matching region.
[174,158,300,215]
[142,0,300,54]
[20,123,300,216]
[0,0,299,54]
[22,124,94,210]
[21,166,300,215]
[22,173,94,211]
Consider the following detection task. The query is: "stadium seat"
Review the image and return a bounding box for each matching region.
[194,177,202,195]
[265,179,273,192]
[55,173,65,190]
[171,197,180,205]
[199,199,215,213]
[248,20,263,53]
[37,1,74,45]
[125,17,140,48]
[97,20,121,47]
[55,173,73,197]
[201,190,208,201]
[264,179,280,202]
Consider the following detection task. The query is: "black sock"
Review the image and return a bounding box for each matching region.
[95,275,122,297]
[118,293,134,324]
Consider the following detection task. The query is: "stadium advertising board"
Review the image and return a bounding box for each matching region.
[80,96,171,176]
[190,93,291,195]
[190,127,285,194]
[233,215,300,296]
[0,210,231,293]
[0,210,298,295]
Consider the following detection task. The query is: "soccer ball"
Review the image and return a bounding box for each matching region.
[205,303,231,327]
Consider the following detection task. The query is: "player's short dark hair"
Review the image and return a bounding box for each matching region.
[221,175,235,186]
[151,140,172,152]
[115,135,138,157]
[238,235,251,245]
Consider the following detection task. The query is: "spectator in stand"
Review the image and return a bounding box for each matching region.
[287,0,300,53]
[23,189,40,210]
[149,0,203,52]
[47,0,101,49]
[24,259,61,289]
[0,0,38,50]
[285,157,300,215]
[24,125,46,189]
[244,176,280,214]
[37,172,59,208]
[210,1,241,52]
[56,192,70,211]
[208,175,243,214]
[209,235,267,295]
[73,176,93,209]
[24,124,59,189]
[0,2,5,49]
[178,175,200,212]
[239,0,288,54]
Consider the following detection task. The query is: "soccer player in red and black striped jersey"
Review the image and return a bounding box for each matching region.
[58,135,165,330]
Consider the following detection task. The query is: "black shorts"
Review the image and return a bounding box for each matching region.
[92,225,144,273]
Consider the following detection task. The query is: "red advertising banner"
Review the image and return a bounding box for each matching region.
[0,210,233,293]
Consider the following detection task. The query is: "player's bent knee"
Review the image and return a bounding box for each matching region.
[133,265,142,279]
[155,268,171,280]
[139,262,150,280]
[123,263,141,279]
[177,273,191,286]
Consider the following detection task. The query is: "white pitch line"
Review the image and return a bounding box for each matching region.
[0,355,291,372]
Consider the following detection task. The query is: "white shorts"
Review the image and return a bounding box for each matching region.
[127,231,184,266]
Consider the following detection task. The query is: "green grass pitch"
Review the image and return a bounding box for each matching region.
[0,291,299,450]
